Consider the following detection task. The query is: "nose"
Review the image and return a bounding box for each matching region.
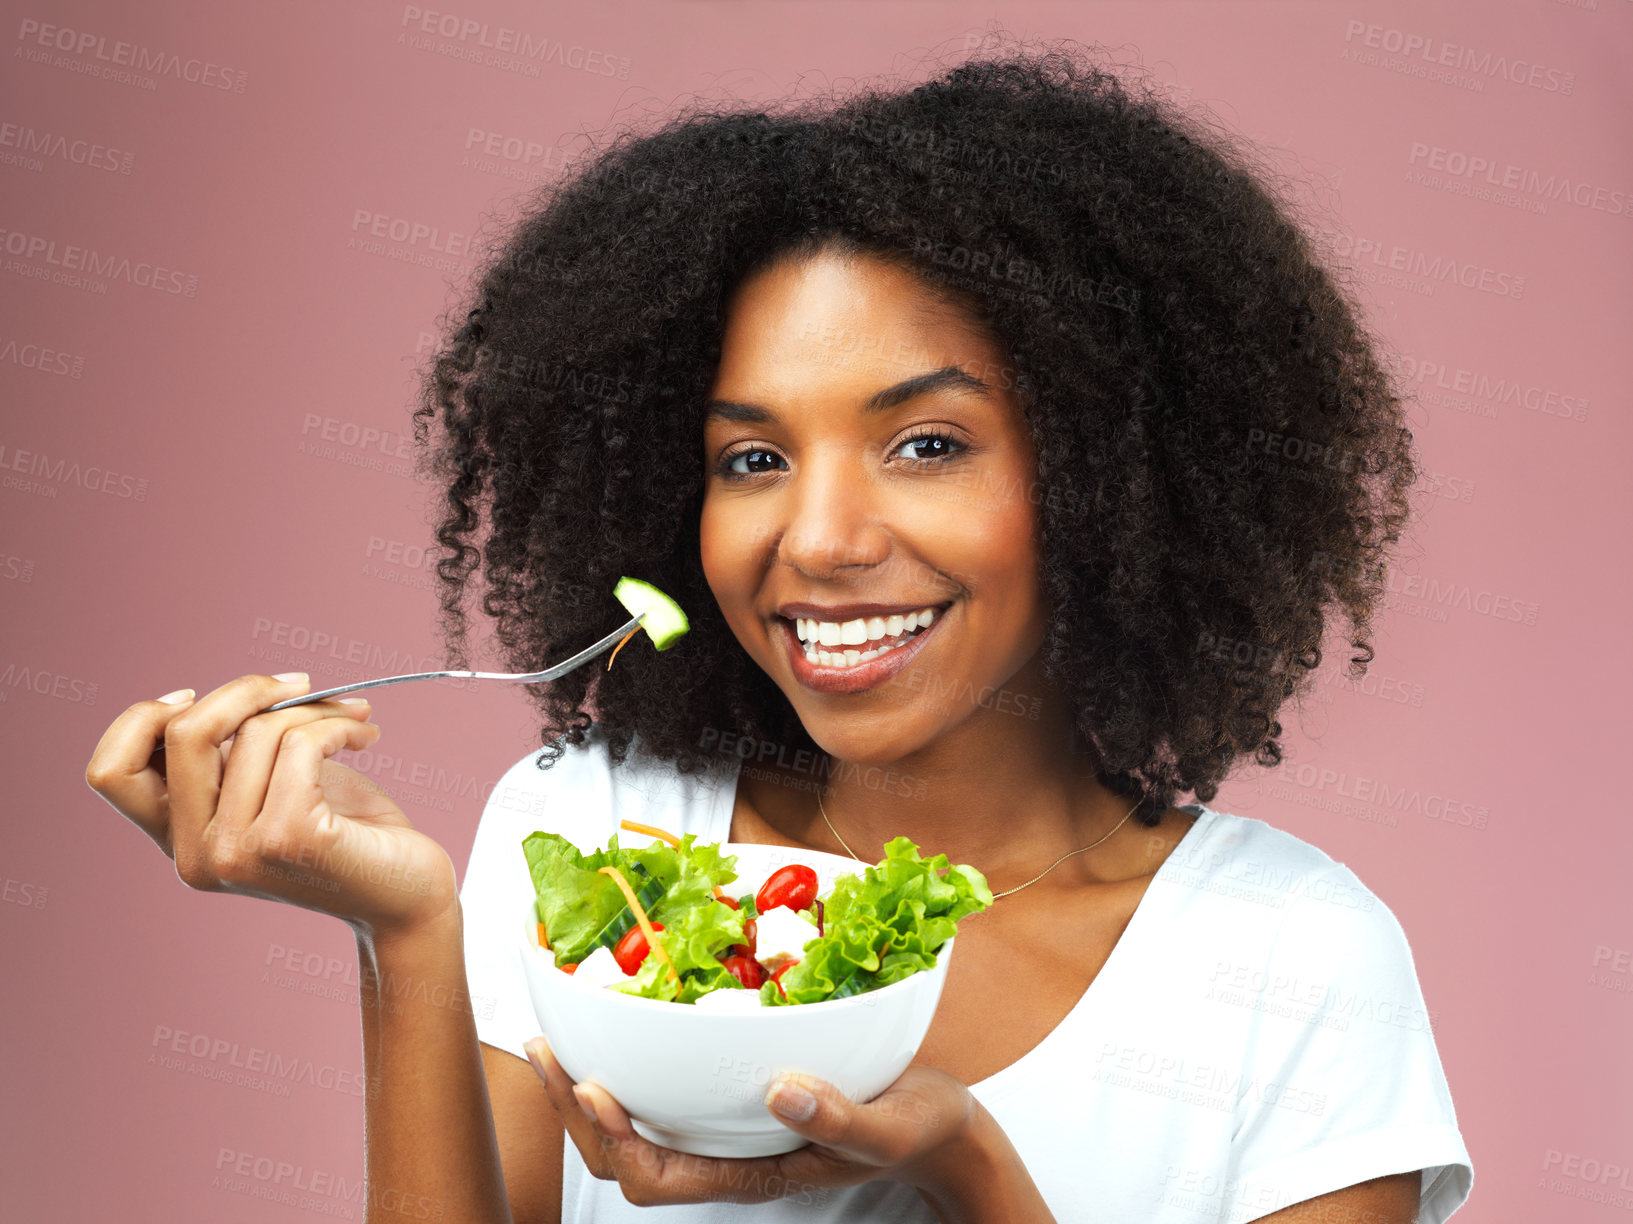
[775,450,891,578]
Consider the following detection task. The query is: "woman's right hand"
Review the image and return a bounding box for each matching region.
[85,672,459,940]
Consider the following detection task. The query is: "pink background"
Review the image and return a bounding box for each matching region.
[5,2,1630,1220]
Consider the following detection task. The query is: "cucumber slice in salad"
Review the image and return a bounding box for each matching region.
[588,861,667,953]
[614,577,690,651]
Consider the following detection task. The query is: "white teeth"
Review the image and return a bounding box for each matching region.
[796,605,943,669]
[796,606,939,646]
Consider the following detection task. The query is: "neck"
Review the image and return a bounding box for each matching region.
[787,652,1156,892]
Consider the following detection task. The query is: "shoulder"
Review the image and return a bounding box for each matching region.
[1169,805,1415,980]
[1169,805,1382,912]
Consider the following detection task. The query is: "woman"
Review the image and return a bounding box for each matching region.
[86,40,1472,1223]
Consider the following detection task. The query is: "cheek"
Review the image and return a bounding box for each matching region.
[948,482,1037,583]
[698,499,758,607]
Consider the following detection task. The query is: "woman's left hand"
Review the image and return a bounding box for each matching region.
[524,1035,978,1208]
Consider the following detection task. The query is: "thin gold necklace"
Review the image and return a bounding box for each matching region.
[816,786,1141,899]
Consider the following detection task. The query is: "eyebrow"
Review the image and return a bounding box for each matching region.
[703,365,992,425]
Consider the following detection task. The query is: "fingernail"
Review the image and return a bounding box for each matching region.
[157,689,194,705]
[272,672,308,683]
[573,1085,599,1126]
[768,1077,816,1121]
[339,697,371,705]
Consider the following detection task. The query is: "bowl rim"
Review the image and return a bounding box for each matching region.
[522,839,958,1015]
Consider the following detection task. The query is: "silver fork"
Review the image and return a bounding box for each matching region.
[262,612,647,712]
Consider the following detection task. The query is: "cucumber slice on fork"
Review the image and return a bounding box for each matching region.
[614,577,690,651]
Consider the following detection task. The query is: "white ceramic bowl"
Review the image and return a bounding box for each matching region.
[519,841,956,1157]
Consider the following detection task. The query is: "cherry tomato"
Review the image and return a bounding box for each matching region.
[756,865,818,914]
[721,954,764,989]
[612,922,665,976]
[718,894,739,910]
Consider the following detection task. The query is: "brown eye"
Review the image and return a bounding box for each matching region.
[894,430,967,465]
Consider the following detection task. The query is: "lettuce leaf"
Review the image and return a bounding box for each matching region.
[760,837,993,1006]
[524,830,743,966]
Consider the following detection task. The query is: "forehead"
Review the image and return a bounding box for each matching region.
[706,251,1006,407]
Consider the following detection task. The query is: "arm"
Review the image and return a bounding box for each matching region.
[356,904,515,1224]
[481,1041,566,1224]
[1256,1171,1421,1223]
[84,677,561,1221]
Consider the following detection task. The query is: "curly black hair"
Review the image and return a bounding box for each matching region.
[410,34,1416,830]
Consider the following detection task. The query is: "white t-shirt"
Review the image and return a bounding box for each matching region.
[460,724,1473,1222]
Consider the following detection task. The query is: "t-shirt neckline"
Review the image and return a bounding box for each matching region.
[707,756,1217,1097]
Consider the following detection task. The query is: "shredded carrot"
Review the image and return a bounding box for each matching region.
[537,922,550,950]
[605,626,641,671]
[619,819,681,848]
[618,819,730,903]
[598,865,680,986]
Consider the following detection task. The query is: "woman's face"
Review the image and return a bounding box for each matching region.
[700,248,1051,764]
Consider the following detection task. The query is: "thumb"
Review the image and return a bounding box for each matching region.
[764,1073,886,1164]
[766,1073,825,1125]
[766,1066,971,1169]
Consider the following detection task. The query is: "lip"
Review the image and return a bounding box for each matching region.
[777,600,953,622]
[776,605,949,695]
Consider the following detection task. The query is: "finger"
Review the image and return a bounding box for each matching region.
[523,1036,619,1179]
[534,1043,817,1207]
[84,689,198,853]
[164,673,314,887]
[213,697,374,848]
[570,1076,839,1207]
[762,1070,959,1170]
[243,715,383,866]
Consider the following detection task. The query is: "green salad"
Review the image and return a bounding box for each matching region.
[525,824,993,1006]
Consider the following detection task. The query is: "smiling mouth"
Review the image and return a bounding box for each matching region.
[774,601,953,670]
